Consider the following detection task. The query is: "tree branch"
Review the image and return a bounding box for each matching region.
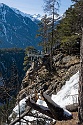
[9,107,31,125]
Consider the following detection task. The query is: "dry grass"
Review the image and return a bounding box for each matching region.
[55,112,78,125]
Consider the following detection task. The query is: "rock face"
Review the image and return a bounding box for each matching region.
[0,3,40,49]
[19,51,80,99]
[10,51,80,125]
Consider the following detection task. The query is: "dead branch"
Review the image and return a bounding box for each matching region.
[9,107,31,125]
[9,92,73,125]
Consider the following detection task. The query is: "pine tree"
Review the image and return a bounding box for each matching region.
[55,3,81,54]
[23,46,38,71]
[43,0,59,69]
[37,14,51,54]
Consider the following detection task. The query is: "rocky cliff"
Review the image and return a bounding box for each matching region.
[9,50,80,125]
[18,51,80,100]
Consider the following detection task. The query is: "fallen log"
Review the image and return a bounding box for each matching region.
[42,92,73,121]
[9,98,54,125]
[26,98,54,119]
[9,93,73,125]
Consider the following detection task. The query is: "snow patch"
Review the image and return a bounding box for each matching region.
[2,9,6,22]
[37,99,47,107]
[51,71,79,108]
[0,3,4,7]
[2,24,7,35]
[11,8,41,21]
[13,97,28,114]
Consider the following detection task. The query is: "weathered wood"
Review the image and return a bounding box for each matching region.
[78,27,83,124]
[42,92,73,120]
[26,98,54,119]
[27,93,73,121]
[9,93,73,125]
[9,107,31,125]
[42,92,64,120]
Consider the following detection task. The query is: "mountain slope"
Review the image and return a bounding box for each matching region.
[0,3,40,49]
[9,70,79,125]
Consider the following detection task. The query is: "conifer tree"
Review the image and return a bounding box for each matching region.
[43,0,59,69]
[37,14,51,54]
[23,46,38,71]
[55,2,81,54]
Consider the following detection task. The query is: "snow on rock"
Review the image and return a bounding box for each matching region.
[0,3,7,22]
[32,14,42,20]
[11,8,29,17]
[10,71,79,123]
[37,99,47,107]
[12,71,79,115]
[13,97,28,114]
[24,115,37,122]
[43,92,72,117]
[2,24,7,35]
[0,3,4,7]
[36,71,79,118]
[52,71,79,108]
[2,10,6,22]
[36,71,79,109]
[11,8,41,21]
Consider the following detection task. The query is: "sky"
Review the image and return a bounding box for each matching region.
[0,0,73,16]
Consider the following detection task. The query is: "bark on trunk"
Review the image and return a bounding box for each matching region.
[78,28,83,124]
[42,92,72,121]
[26,98,54,119]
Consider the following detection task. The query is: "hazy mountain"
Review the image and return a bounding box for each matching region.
[0,3,41,49]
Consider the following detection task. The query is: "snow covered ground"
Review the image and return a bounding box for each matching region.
[10,71,79,124]
[52,71,79,107]
[37,71,79,108]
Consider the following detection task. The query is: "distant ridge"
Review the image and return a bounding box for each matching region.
[0,3,41,49]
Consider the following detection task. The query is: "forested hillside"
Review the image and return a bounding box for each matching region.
[0,48,25,81]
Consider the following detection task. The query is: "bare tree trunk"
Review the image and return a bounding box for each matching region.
[50,3,55,71]
[18,98,21,125]
[78,27,83,124]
